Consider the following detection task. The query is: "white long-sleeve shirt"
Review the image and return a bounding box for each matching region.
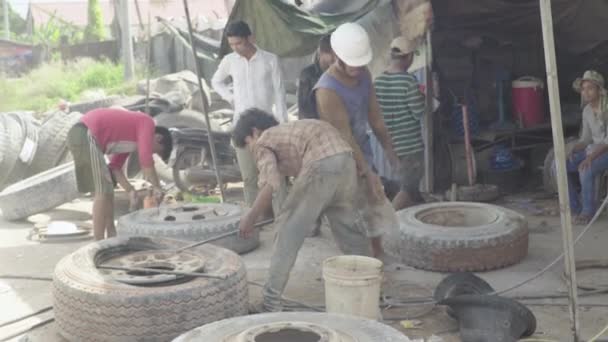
[211,48,288,126]
[579,104,608,145]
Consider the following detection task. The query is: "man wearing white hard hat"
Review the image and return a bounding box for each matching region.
[314,22,399,258]
[565,70,608,225]
[375,36,426,211]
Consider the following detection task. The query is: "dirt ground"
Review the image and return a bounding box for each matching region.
[1,187,608,341]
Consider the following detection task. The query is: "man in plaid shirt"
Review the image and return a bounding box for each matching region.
[233,108,371,312]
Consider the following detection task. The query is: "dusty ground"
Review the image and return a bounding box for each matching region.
[1,187,608,341]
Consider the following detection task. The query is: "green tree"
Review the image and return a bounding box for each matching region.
[0,0,26,37]
[84,0,104,41]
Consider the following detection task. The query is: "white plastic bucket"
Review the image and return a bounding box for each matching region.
[322,255,383,320]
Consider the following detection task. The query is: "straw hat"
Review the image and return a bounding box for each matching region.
[573,70,605,93]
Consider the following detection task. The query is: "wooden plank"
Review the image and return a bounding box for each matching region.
[539,0,580,340]
[423,31,434,192]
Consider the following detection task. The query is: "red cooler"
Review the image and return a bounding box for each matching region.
[512,77,545,128]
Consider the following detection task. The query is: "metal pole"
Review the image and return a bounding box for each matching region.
[145,11,152,115]
[423,30,434,192]
[539,0,580,340]
[182,0,225,202]
[462,105,475,186]
[3,0,10,40]
[119,0,134,80]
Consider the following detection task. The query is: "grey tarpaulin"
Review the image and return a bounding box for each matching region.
[432,0,608,55]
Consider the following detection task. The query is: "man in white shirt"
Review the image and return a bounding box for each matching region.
[566,70,608,224]
[212,20,288,206]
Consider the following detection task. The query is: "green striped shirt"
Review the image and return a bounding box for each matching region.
[374,72,425,157]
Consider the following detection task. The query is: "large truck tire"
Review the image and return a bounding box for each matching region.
[173,312,413,342]
[392,202,529,272]
[0,162,78,221]
[53,236,248,342]
[117,203,258,254]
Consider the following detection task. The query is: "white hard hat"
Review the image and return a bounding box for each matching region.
[331,23,372,67]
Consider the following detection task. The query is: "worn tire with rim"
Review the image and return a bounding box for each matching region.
[393,202,528,272]
[173,312,412,342]
[117,203,258,254]
[0,162,78,221]
[53,236,248,342]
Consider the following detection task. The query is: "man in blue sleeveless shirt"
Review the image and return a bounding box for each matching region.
[314,23,399,258]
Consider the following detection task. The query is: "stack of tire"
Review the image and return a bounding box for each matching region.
[0,112,39,189]
[0,111,82,221]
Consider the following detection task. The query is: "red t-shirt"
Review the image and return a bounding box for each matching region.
[81,108,155,170]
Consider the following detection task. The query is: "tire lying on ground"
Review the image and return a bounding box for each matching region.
[0,162,78,221]
[117,203,258,254]
[173,312,413,342]
[391,202,528,272]
[53,236,248,342]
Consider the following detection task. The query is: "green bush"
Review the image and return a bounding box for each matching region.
[0,58,137,113]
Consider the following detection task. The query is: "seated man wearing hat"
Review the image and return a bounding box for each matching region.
[567,70,608,224]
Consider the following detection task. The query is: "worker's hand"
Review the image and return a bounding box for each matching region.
[128,190,139,212]
[387,150,401,170]
[579,157,593,172]
[153,186,165,203]
[239,213,256,239]
[366,172,385,204]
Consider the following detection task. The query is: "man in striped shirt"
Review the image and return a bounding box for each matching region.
[375,36,426,210]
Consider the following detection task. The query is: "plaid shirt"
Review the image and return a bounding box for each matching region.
[253,119,352,191]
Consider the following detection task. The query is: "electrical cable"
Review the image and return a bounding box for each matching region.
[0,306,52,328]
[589,322,608,342]
[494,193,608,296]
[0,318,54,342]
[0,275,53,281]
[384,193,608,307]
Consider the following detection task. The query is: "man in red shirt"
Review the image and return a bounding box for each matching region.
[67,108,173,240]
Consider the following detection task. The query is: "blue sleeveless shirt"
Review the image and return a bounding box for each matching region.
[314,71,374,166]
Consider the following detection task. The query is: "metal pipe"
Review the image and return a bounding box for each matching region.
[462,105,475,186]
[181,0,226,202]
[423,30,434,192]
[539,0,580,339]
[97,265,226,280]
[176,218,274,252]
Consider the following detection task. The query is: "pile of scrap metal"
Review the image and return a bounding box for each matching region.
[0,70,227,221]
[434,273,536,342]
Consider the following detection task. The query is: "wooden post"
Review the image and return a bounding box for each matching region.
[539,0,580,340]
[423,30,434,192]
[119,0,134,80]
[144,11,152,115]
[3,0,9,40]
[182,0,226,202]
